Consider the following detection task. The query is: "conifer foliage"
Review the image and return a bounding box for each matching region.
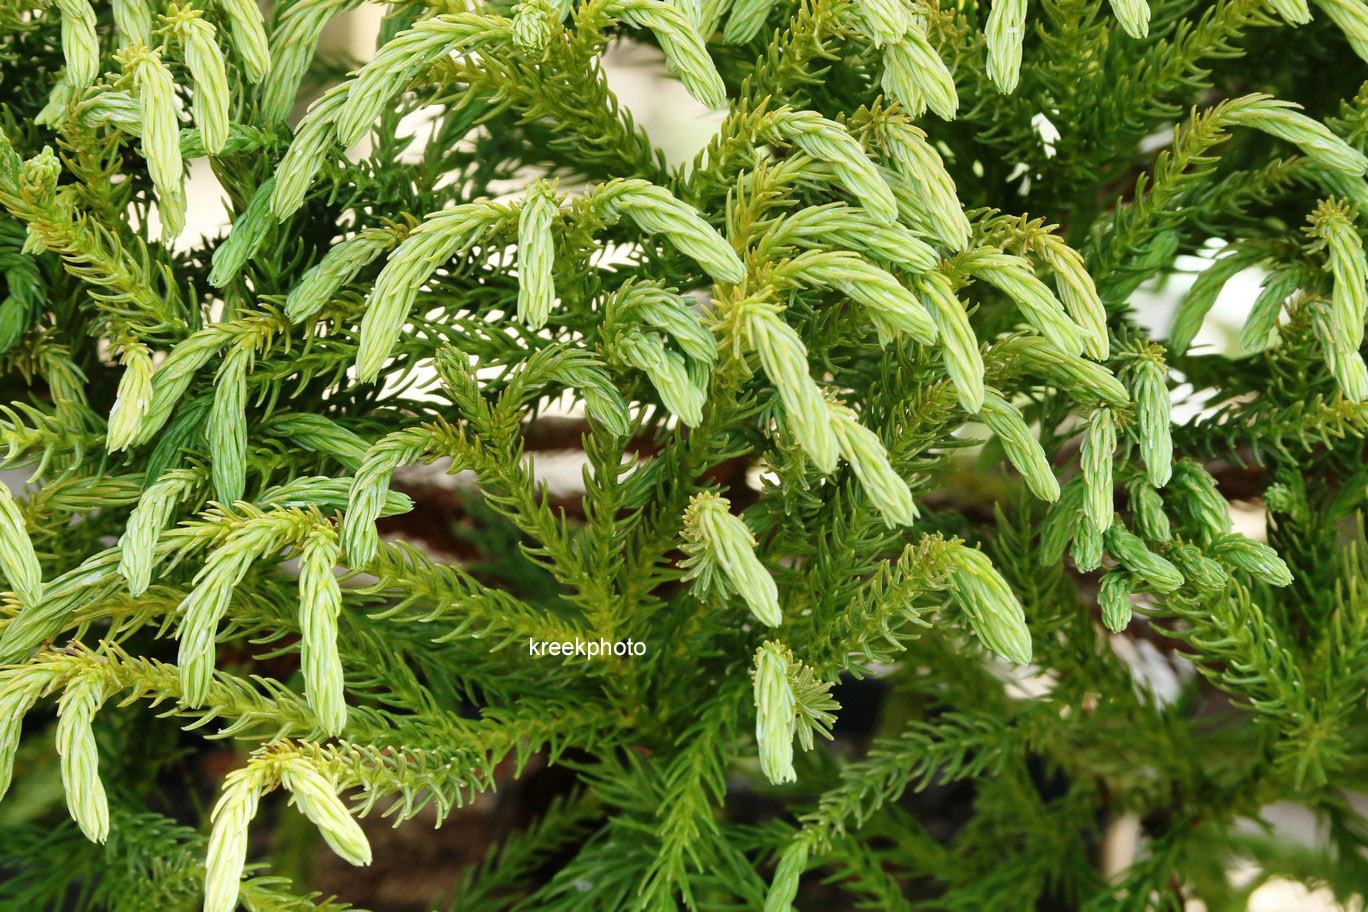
[0,0,1367,905]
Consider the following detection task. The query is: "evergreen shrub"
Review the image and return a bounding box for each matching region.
[1,0,1367,906]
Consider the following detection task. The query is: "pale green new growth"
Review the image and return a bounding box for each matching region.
[208,345,249,505]
[610,0,726,109]
[263,0,362,122]
[53,0,99,89]
[344,429,441,565]
[1210,533,1295,586]
[682,491,781,626]
[1037,234,1109,360]
[785,249,938,345]
[285,226,399,322]
[1229,97,1368,175]
[985,0,1026,94]
[617,330,707,426]
[881,26,959,121]
[1105,523,1184,591]
[125,45,185,237]
[1311,200,1368,346]
[56,672,109,843]
[1316,0,1368,61]
[299,524,346,736]
[117,468,202,595]
[358,203,508,382]
[851,0,909,46]
[1081,407,1117,533]
[1268,0,1312,24]
[346,16,505,147]
[1129,481,1172,542]
[830,400,919,526]
[918,272,985,413]
[1170,543,1230,592]
[965,250,1087,356]
[782,204,938,273]
[945,543,1032,665]
[1071,522,1104,572]
[106,344,153,452]
[0,670,53,801]
[724,0,777,42]
[177,510,304,705]
[170,6,230,155]
[209,178,278,287]
[1314,305,1368,402]
[512,0,554,48]
[597,178,745,283]
[203,767,263,912]
[1240,267,1303,353]
[1130,354,1173,487]
[979,388,1060,502]
[769,110,899,224]
[112,0,152,46]
[0,485,42,607]
[1172,461,1235,535]
[618,282,717,363]
[279,757,373,866]
[134,326,234,445]
[883,122,971,248]
[732,296,840,473]
[518,183,559,329]
[1109,0,1151,38]
[1098,571,1133,632]
[765,843,809,912]
[269,85,349,217]
[753,641,797,783]
[214,0,270,83]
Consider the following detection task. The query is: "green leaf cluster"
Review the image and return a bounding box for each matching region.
[1,0,1367,907]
